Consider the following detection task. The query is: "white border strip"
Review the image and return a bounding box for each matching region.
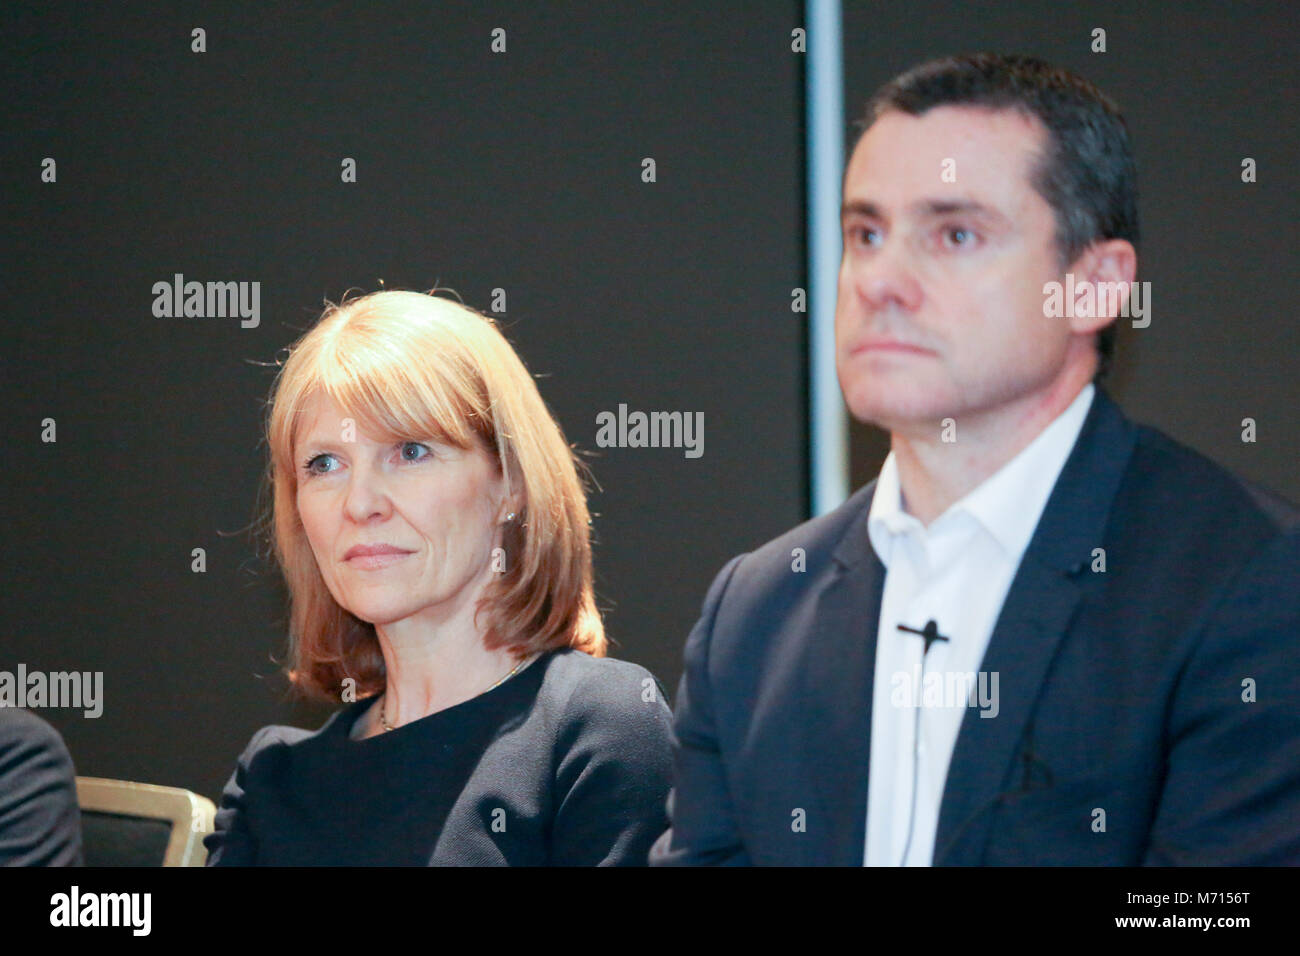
[806,0,849,515]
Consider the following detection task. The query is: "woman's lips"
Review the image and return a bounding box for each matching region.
[347,552,410,570]
[344,547,413,570]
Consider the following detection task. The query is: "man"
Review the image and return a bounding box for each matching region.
[0,708,83,865]
[650,53,1300,865]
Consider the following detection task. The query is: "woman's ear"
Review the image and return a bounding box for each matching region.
[497,489,524,525]
[496,457,524,524]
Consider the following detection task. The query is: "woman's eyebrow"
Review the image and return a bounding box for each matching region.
[295,435,366,454]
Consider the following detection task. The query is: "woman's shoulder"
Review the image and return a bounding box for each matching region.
[539,650,674,817]
[542,646,666,694]
[232,704,359,763]
[539,648,672,728]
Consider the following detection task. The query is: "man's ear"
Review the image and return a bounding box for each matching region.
[1066,239,1138,336]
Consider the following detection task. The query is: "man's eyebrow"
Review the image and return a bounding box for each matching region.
[841,198,1010,224]
[914,199,1008,222]
[841,200,882,221]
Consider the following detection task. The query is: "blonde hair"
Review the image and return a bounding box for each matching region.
[261,289,604,702]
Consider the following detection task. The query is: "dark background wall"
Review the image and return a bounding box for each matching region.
[842,1,1300,494]
[2,1,806,802]
[3,1,1296,807]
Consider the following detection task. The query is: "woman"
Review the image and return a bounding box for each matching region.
[205,289,673,865]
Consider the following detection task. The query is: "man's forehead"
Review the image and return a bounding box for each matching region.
[845,104,1046,206]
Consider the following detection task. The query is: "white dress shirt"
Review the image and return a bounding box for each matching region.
[863,383,1095,866]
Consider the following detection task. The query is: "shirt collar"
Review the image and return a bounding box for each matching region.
[868,383,1096,563]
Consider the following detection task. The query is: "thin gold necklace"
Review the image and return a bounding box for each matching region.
[377,654,535,733]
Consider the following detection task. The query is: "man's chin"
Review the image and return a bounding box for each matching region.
[844,387,954,432]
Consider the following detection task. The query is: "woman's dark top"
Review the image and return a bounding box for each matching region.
[203,648,673,865]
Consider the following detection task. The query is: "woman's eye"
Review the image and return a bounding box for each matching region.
[301,444,431,477]
[303,453,336,476]
[400,442,432,463]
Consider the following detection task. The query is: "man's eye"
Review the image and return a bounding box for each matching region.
[943,227,977,248]
[847,225,881,246]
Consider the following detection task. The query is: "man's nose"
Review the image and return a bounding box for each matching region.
[843,240,923,314]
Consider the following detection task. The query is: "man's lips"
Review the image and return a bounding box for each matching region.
[848,339,935,356]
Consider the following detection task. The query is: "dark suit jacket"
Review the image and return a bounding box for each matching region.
[650,387,1300,865]
[0,708,83,866]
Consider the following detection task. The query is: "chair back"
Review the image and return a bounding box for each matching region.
[76,776,215,866]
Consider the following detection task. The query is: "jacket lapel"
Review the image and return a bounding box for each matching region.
[932,387,1138,864]
[798,483,885,865]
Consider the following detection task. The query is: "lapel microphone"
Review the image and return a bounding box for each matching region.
[898,619,950,656]
[895,618,949,867]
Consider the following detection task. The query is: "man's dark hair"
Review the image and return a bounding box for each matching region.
[854,53,1139,384]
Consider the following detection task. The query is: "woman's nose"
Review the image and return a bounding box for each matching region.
[342,464,392,522]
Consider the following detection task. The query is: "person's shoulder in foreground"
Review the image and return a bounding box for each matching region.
[205,648,674,865]
[0,708,83,866]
